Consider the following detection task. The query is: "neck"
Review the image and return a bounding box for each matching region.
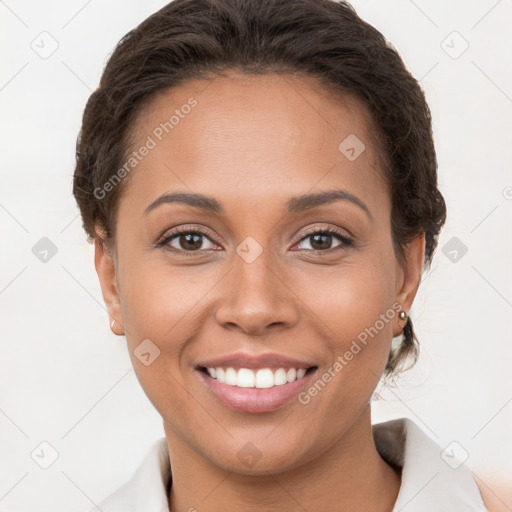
[165,405,401,512]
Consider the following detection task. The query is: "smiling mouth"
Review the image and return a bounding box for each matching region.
[198,365,318,389]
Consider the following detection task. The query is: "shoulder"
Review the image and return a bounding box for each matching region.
[90,438,171,512]
[373,418,490,511]
[476,478,511,512]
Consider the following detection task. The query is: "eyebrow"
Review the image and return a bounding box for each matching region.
[143,188,372,219]
[287,188,372,218]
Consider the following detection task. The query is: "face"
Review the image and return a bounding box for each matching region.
[95,71,424,474]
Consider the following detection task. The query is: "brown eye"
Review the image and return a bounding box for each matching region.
[309,233,337,251]
[159,228,219,254]
[174,232,204,251]
[295,228,353,252]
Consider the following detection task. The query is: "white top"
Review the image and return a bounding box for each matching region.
[91,418,488,511]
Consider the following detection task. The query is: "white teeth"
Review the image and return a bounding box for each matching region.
[225,367,237,385]
[237,368,255,388]
[255,369,274,388]
[273,368,287,386]
[205,366,309,388]
[286,368,296,382]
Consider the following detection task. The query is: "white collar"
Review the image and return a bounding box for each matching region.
[373,418,487,511]
[96,417,487,511]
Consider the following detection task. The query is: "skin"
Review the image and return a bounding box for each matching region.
[95,71,425,512]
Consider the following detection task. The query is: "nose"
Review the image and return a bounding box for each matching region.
[214,247,299,336]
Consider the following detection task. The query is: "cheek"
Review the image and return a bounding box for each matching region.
[116,266,201,419]
[295,252,398,342]
[291,254,398,401]
[116,255,227,414]
[118,253,213,344]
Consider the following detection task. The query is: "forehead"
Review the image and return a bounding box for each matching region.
[119,71,388,215]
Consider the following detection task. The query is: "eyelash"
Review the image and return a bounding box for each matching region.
[156,225,353,257]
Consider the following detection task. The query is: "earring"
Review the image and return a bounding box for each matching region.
[110,319,116,328]
[399,311,407,320]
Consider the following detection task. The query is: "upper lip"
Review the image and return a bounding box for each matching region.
[196,352,317,370]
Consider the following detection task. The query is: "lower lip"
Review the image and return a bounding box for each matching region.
[197,369,317,413]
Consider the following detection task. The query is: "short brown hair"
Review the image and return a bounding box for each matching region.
[72,0,447,377]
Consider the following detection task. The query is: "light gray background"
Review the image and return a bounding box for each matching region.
[1,0,511,510]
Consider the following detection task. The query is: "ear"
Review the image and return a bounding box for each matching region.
[393,233,426,337]
[94,229,125,336]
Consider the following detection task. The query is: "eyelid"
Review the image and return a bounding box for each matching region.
[298,224,352,241]
[156,224,222,247]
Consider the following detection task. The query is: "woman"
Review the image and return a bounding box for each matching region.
[72,0,491,510]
